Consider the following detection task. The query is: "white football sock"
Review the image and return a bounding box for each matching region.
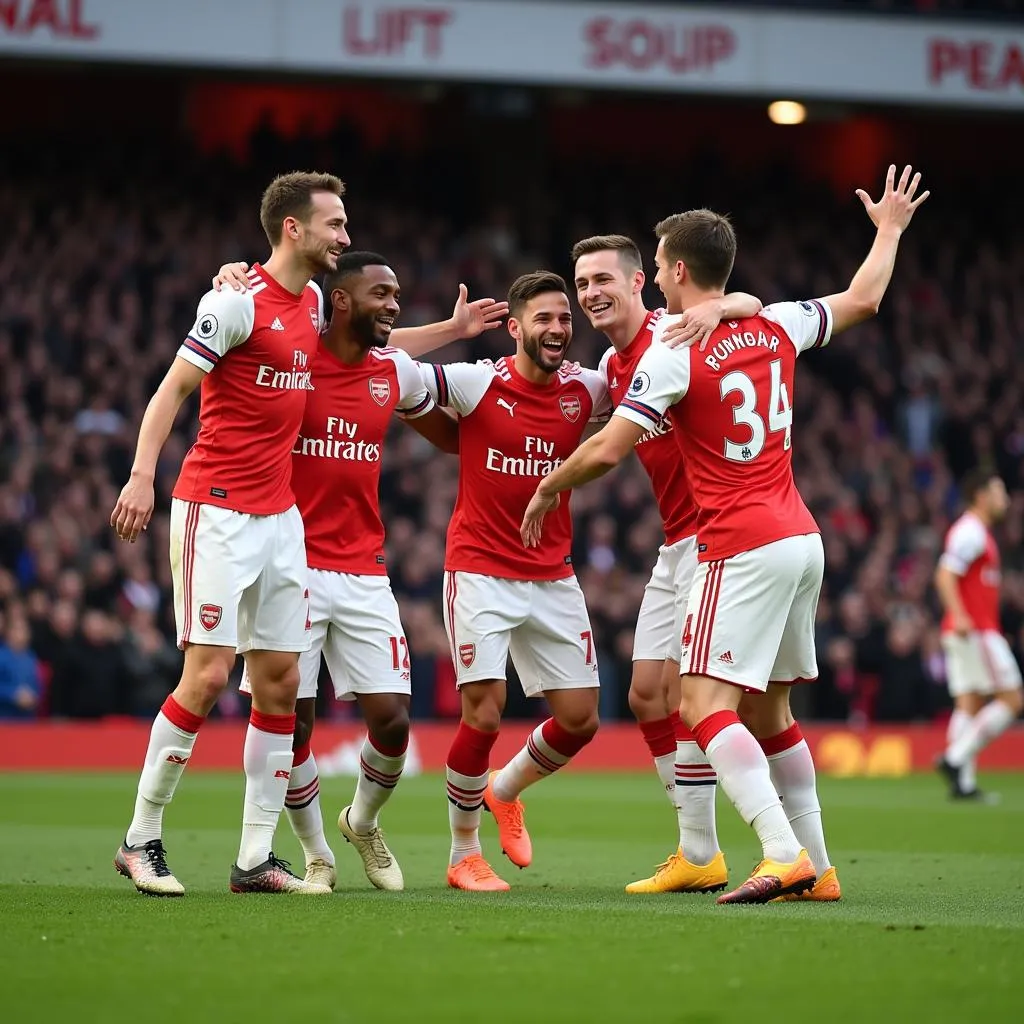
[348,735,407,833]
[674,740,720,866]
[237,713,294,871]
[285,748,334,866]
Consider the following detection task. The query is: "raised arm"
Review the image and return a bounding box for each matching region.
[824,164,929,336]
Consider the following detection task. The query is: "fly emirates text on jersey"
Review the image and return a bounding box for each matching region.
[485,435,563,477]
[293,417,382,463]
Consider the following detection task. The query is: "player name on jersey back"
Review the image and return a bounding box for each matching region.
[601,308,698,545]
[614,300,833,562]
[292,344,433,575]
[423,355,610,580]
[173,264,322,515]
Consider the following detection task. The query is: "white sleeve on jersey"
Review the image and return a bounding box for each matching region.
[581,366,613,423]
[417,361,496,416]
[612,339,691,431]
[596,346,614,381]
[391,348,436,420]
[761,299,833,355]
[308,280,325,335]
[940,516,988,576]
[178,289,255,373]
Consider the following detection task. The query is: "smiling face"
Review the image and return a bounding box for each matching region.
[296,192,350,274]
[574,249,644,333]
[331,263,400,349]
[511,290,573,374]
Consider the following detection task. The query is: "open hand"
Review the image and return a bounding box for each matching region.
[856,165,930,234]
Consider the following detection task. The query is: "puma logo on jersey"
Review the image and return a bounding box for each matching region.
[270,317,285,331]
[497,398,517,417]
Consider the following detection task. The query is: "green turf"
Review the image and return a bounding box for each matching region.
[1,771,1023,1023]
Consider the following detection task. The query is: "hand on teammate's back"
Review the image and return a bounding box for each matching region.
[856,164,930,234]
[212,262,251,292]
[660,298,730,352]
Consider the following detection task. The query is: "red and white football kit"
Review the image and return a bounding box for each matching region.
[615,300,834,692]
[240,343,435,702]
[939,512,1022,697]
[421,356,610,692]
[170,264,321,653]
[599,309,700,664]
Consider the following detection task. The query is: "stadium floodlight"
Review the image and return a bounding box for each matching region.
[768,100,807,125]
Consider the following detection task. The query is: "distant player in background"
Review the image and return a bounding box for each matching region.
[572,234,761,894]
[525,165,929,903]
[216,252,506,890]
[935,469,1023,799]
[110,172,349,895]
[401,271,610,891]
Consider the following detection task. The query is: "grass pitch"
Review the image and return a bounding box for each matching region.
[1,771,1022,1023]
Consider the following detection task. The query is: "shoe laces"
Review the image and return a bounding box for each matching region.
[464,855,499,882]
[362,827,393,868]
[267,852,299,878]
[654,851,684,879]
[143,840,172,877]
[501,800,525,839]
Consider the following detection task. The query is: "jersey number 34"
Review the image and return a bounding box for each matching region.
[720,357,792,462]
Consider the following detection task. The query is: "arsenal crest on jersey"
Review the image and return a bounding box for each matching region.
[308,306,320,331]
[559,395,581,422]
[459,643,476,668]
[199,604,222,631]
[369,377,391,406]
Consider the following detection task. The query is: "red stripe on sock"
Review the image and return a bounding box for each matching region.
[292,741,312,767]
[368,733,409,758]
[638,716,677,758]
[758,721,804,757]
[249,710,296,736]
[161,695,205,735]
[691,710,742,752]
[541,717,593,759]
[446,720,499,778]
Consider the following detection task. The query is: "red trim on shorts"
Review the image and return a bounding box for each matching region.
[691,709,742,752]
[542,717,592,758]
[689,560,724,675]
[181,502,200,643]
[758,721,804,757]
[444,571,459,665]
[249,710,297,736]
[638,716,677,758]
[161,695,205,735]
[292,741,312,767]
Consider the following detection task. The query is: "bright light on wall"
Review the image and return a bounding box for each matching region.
[768,100,807,125]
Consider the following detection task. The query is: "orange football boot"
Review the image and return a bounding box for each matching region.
[776,866,842,902]
[483,771,533,868]
[446,854,511,892]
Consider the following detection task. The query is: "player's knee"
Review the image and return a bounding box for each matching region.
[1000,688,1024,716]
[556,707,600,740]
[369,704,410,751]
[627,684,664,722]
[181,656,232,708]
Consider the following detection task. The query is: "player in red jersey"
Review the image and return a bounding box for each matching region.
[935,468,1023,799]
[399,271,611,891]
[524,165,929,903]
[214,251,507,889]
[110,172,350,896]
[571,234,761,894]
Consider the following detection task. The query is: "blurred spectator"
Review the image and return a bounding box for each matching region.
[0,612,42,718]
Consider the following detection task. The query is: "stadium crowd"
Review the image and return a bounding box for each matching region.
[1,125,1022,725]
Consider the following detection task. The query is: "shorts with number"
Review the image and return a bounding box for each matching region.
[942,631,1023,698]
[633,536,698,663]
[680,534,823,693]
[170,499,310,654]
[241,570,410,701]
[442,571,599,695]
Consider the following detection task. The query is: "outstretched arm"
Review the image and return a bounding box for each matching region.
[521,417,645,547]
[391,285,509,357]
[824,164,929,336]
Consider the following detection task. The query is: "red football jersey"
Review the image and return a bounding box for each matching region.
[600,309,698,545]
[292,344,434,575]
[939,511,1001,632]
[615,300,833,562]
[173,264,322,515]
[422,356,610,580]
